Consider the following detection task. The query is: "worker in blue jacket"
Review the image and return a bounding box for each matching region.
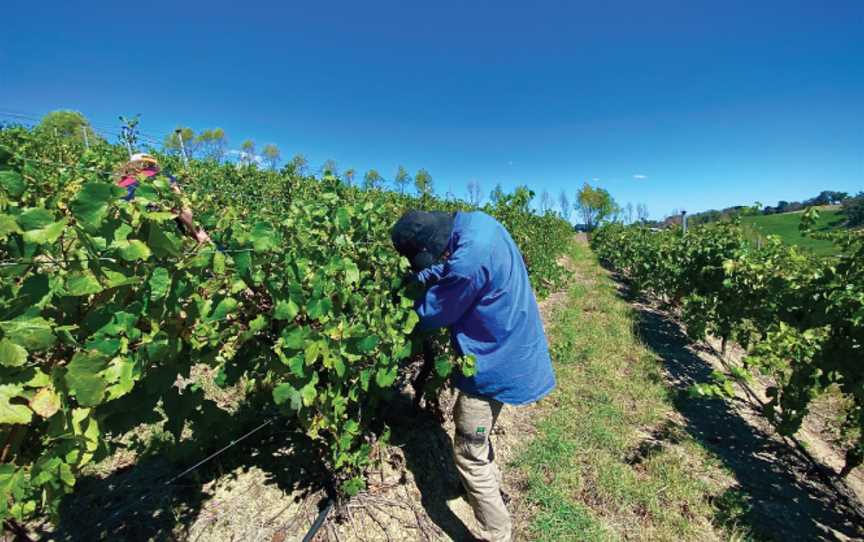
[391,210,556,542]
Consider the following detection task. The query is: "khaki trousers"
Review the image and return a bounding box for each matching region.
[453,392,512,542]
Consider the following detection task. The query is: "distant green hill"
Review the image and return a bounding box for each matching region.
[741,207,845,256]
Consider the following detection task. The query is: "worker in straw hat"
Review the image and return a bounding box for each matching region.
[117,153,211,244]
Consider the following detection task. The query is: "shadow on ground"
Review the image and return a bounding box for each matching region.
[42,407,330,542]
[385,390,476,541]
[632,302,864,542]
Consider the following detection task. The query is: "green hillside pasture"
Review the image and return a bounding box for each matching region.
[742,207,844,256]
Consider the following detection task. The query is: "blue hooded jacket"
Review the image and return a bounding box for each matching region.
[415,211,556,405]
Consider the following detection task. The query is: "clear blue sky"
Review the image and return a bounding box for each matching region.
[2,0,862,219]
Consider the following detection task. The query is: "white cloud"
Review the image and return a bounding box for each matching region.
[592,177,600,182]
[227,149,265,165]
[632,174,647,180]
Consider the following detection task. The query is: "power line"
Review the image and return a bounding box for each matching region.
[0,108,255,162]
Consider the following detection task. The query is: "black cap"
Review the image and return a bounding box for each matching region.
[391,211,455,271]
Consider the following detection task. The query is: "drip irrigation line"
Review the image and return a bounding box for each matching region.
[162,418,275,486]
[72,417,279,541]
[302,498,334,542]
[12,154,120,176]
[0,249,257,268]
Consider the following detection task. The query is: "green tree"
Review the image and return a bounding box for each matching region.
[576,182,617,230]
[288,154,308,175]
[343,168,356,187]
[842,193,864,227]
[445,185,456,201]
[262,144,281,170]
[197,128,228,162]
[38,110,97,145]
[414,169,433,199]
[540,190,553,213]
[364,169,383,191]
[467,180,482,207]
[558,190,571,222]
[490,183,505,204]
[165,127,201,159]
[322,159,339,177]
[394,165,410,194]
[240,139,256,166]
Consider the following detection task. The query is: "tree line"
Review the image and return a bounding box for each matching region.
[27,110,654,229]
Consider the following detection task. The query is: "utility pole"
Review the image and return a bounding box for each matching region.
[121,126,134,158]
[681,210,688,234]
[176,129,190,168]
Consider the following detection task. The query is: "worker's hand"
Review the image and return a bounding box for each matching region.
[195,229,212,245]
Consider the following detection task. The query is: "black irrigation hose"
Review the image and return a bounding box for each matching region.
[302,497,334,542]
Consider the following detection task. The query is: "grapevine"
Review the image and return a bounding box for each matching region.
[0,124,573,525]
[591,217,864,475]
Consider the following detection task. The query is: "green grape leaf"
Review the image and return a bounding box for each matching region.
[434,356,453,378]
[281,326,307,350]
[332,356,346,378]
[0,384,32,424]
[0,465,28,520]
[249,314,268,333]
[102,269,138,288]
[288,355,306,378]
[144,211,177,222]
[300,382,317,406]
[147,225,181,258]
[24,368,50,388]
[251,221,278,252]
[307,297,332,320]
[118,239,152,261]
[359,369,372,391]
[344,262,360,284]
[304,341,321,366]
[65,271,103,296]
[104,357,136,400]
[334,207,350,231]
[0,214,21,239]
[0,171,25,198]
[21,217,67,245]
[273,382,303,411]
[208,297,238,321]
[375,365,398,388]
[0,316,55,350]
[460,355,477,377]
[0,339,27,367]
[341,476,365,497]
[15,208,53,230]
[213,250,226,274]
[402,311,419,334]
[70,182,123,229]
[64,351,109,407]
[355,335,380,354]
[85,337,121,356]
[148,267,171,300]
[273,298,299,320]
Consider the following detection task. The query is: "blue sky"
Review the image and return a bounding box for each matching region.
[1,0,862,219]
